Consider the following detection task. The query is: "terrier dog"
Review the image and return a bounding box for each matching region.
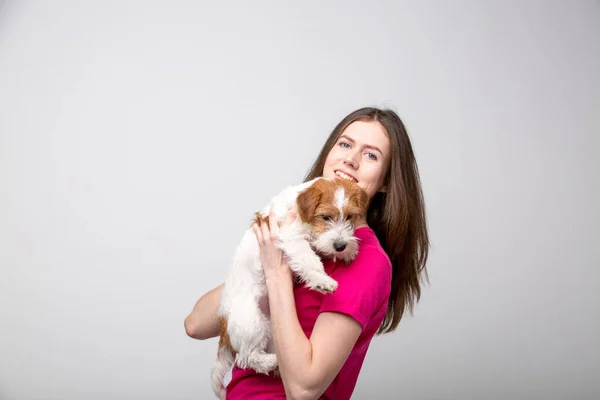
[210,177,368,399]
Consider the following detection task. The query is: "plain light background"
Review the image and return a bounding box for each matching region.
[1,1,599,399]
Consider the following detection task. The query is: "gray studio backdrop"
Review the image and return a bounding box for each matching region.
[0,1,598,399]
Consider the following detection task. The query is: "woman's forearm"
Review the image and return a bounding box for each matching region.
[184,283,223,340]
[265,270,318,398]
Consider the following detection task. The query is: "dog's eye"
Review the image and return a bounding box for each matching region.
[346,215,353,221]
[321,215,333,221]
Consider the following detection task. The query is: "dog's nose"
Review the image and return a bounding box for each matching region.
[334,241,346,252]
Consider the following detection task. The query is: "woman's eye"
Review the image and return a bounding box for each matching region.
[366,152,377,160]
[340,142,350,148]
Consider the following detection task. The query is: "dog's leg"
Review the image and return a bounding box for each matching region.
[211,344,234,400]
[221,228,278,375]
[244,351,278,376]
[227,295,278,374]
[277,222,338,294]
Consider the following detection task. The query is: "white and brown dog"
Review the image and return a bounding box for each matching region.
[210,177,368,399]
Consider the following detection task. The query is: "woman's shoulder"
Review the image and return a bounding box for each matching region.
[353,226,392,270]
[326,226,392,286]
[320,226,392,329]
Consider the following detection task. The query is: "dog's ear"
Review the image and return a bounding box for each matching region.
[341,180,369,218]
[296,181,326,223]
[353,187,369,216]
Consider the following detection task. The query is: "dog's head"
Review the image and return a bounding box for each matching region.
[296,178,369,263]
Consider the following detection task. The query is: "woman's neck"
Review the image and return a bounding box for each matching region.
[354,216,369,229]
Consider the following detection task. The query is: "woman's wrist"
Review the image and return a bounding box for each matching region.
[264,262,293,288]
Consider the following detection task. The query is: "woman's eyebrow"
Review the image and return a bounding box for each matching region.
[340,134,383,154]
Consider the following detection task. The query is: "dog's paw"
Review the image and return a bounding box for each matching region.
[251,353,278,375]
[264,353,278,372]
[311,276,338,294]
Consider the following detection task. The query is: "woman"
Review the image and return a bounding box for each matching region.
[185,106,429,399]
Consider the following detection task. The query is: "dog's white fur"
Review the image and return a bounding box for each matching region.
[210,177,364,399]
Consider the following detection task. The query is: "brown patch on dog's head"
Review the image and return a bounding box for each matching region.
[337,178,369,222]
[296,178,368,233]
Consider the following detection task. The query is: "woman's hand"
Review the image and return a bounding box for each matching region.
[252,206,297,280]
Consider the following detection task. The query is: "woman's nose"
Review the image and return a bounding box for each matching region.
[343,154,359,169]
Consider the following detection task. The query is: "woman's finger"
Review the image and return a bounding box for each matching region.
[290,202,298,215]
[285,206,297,225]
[268,209,279,239]
[252,223,263,244]
[260,215,272,242]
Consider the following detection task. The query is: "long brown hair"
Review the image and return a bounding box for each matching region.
[304,107,429,334]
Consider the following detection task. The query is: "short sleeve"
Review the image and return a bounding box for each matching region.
[319,247,392,330]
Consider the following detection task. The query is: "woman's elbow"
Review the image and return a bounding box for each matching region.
[184,315,209,340]
[286,390,313,400]
[285,382,322,400]
[184,315,198,339]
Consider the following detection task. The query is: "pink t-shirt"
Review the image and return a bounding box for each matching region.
[226,226,392,399]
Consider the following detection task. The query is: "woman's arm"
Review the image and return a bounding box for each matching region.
[184,283,223,340]
[267,268,361,400]
[253,209,362,400]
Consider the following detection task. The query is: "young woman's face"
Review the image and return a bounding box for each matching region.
[322,120,391,201]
